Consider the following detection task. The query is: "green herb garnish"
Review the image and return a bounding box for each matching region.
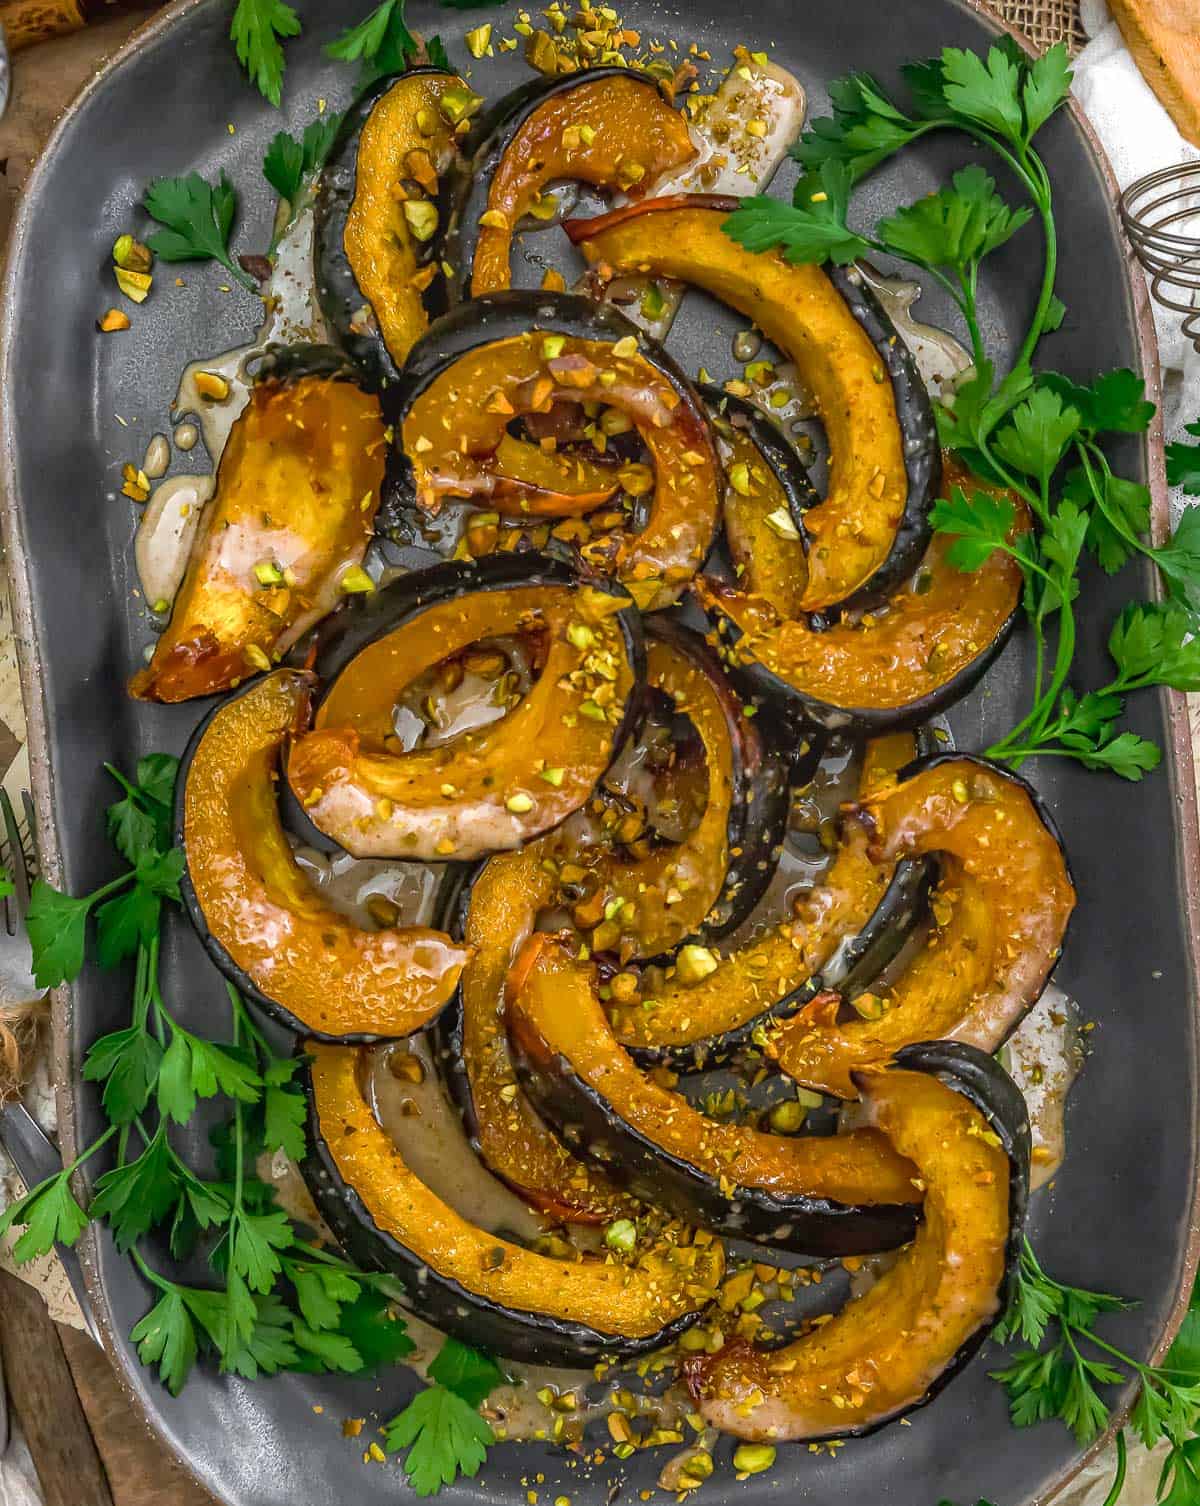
[142,173,258,294]
[724,39,1200,779]
[229,0,301,107]
[1,756,501,1487]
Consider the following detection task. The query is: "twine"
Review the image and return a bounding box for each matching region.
[994,0,1087,54]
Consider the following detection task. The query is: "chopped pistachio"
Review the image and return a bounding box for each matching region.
[97,308,131,333]
[769,1098,807,1134]
[542,334,567,360]
[339,565,376,594]
[194,370,231,402]
[604,1218,637,1253]
[403,199,439,242]
[465,22,493,56]
[764,507,800,541]
[151,597,170,614]
[416,107,440,135]
[612,334,638,358]
[114,266,152,304]
[243,643,272,673]
[727,461,751,496]
[539,767,566,787]
[439,86,482,124]
[579,123,597,145]
[506,792,534,814]
[113,234,153,273]
[733,1444,776,1476]
[852,992,886,1020]
[566,620,595,650]
[675,944,719,985]
[479,208,510,231]
[254,560,284,586]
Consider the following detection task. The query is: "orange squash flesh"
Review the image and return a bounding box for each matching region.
[471,73,697,296]
[401,331,719,609]
[719,417,808,622]
[308,1042,723,1337]
[698,455,1027,712]
[572,634,732,959]
[457,842,634,1222]
[508,935,921,1212]
[182,671,469,1038]
[609,734,915,1055]
[343,71,460,368]
[287,583,637,862]
[771,757,1076,1098]
[571,202,910,611]
[130,376,387,703]
[684,1067,1010,1440]
[491,433,621,516]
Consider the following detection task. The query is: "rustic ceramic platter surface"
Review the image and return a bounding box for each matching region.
[2,1,1199,1503]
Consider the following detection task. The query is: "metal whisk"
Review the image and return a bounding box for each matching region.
[1120,160,1200,353]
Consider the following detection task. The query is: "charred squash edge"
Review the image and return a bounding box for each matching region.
[300,1042,719,1364]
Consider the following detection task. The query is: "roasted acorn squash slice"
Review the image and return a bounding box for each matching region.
[390,292,720,610]
[507,935,921,1255]
[610,733,929,1068]
[697,455,1028,732]
[303,1042,724,1364]
[438,843,634,1225]
[316,69,461,386]
[684,1041,1029,1440]
[177,671,469,1040]
[566,197,939,612]
[443,68,697,298]
[559,617,790,961]
[287,559,642,862]
[770,754,1076,1098]
[130,359,387,703]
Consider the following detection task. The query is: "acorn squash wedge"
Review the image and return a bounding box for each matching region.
[316,69,462,386]
[696,455,1028,733]
[507,934,922,1255]
[562,617,791,961]
[610,732,930,1068]
[390,291,720,610]
[287,557,643,862]
[177,670,469,1040]
[443,67,697,298]
[683,1041,1029,1440]
[437,843,635,1225]
[303,1041,724,1364]
[770,754,1075,1098]
[130,356,387,703]
[566,197,939,613]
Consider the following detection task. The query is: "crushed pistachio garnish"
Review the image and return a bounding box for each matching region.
[98,308,131,333]
[114,267,152,304]
[402,199,439,242]
[339,565,375,594]
[194,370,231,402]
[764,506,800,541]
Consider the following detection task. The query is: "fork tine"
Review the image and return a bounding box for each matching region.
[20,790,39,879]
[0,788,30,925]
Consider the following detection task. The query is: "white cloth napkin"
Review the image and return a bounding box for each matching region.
[1072,0,1200,520]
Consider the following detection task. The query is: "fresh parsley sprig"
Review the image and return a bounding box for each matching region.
[0,756,502,1479]
[326,0,453,89]
[726,39,1200,780]
[262,111,346,254]
[230,0,301,107]
[383,1337,504,1496]
[143,173,259,294]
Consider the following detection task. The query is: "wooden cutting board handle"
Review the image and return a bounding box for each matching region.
[1107,0,1200,148]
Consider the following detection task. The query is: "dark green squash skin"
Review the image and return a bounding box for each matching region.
[507,1004,920,1256]
[298,1064,709,1365]
[439,65,664,304]
[173,676,397,1045]
[678,1041,1031,1439]
[313,67,455,392]
[623,723,942,1072]
[826,262,941,612]
[251,341,364,388]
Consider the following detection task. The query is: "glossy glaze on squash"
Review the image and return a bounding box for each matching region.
[393,293,720,609]
[507,935,921,1255]
[304,1042,724,1363]
[697,454,1027,731]
[442,842,634,1223]
[567,198,938,612]
[608,733,925,1066]
[771,754,1076,1097]
[287,580,640,861]
[685,1049,1026,1440]
[456,69,697,296]
[130,372,387,703]
[316,71,460,383]
[178,671,469,1039]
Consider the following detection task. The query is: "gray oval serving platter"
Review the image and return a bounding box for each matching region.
[2,1,1200,1503]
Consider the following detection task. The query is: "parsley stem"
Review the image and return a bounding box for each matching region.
[1102,1429,1127,1506]
[64,1121,119,1177]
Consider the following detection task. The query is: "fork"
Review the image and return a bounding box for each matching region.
[0,789,99,1365]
